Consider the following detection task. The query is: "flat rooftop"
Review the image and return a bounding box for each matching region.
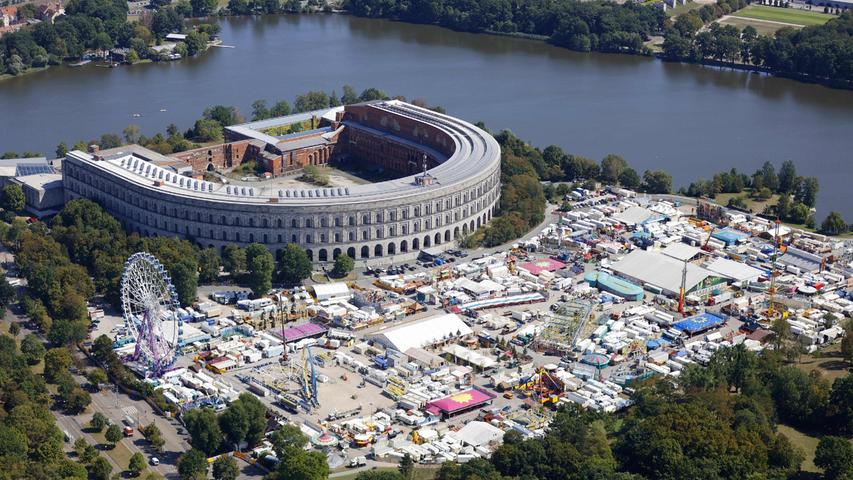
[67,101,500,207]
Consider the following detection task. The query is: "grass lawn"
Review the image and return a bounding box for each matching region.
[777,424,821,473]
[732,5,833,26]
[333,467,438,480]
[713,191,778,215]
[90,429,135,473]
[793,345,851,383]
[717,16,788,35]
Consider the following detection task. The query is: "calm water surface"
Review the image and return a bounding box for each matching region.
[1,15,852,216]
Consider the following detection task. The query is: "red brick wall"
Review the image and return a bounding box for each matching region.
[169,140,255,173]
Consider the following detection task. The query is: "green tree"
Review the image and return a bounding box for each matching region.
[43,347,72,383]
[399,453,414,480]
[332,254,354,278]
[599,154,628,185]
[171,262,198,307]
[191,0,217,16]
[246,243,274,298]
[191,118,224,142]
[270,424,308,458]
[20,333,46,365]
[276,243,312,285]
[1,183,25,214]
[222,244,247,276]
[778,160,797,193]
[56,142,68,158]
[827,374,853,435]
[820,211,847,236]
[270,100,292,117]
[184,407,222,455]
[618,168,641,190]
[73,436,90,459]
[142,422,166,452]
[86,368,108,390]
[767,433,804,479]
[64,387,91,414]
[105,423,123,447]
[841,320,853,366]
[359,87,389,101]
[123,124,142,144]
[814,436,853,480]
[198,247,221,283]
[275,450,329,480]
[212,455,240,480]
[218,403,248,449]
[794,176,819,208]
[128,452,146,476]
[294,91,330,112]
[185,31,209,56]
[90,412,109,432]
[341,85,359,104]
[251,99,270,121]
[759,161,779,192]
[219,392,267,449]
[88,455,113,480]
[178,449,209,480]
[642,170,672,194]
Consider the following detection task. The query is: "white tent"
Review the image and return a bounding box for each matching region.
[368,314,473,353]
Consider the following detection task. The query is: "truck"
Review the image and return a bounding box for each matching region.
[123,426,134,437]
[348,456,367,468]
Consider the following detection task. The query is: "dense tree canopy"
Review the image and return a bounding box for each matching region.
[346,0,665,55]
[663,4,853,84]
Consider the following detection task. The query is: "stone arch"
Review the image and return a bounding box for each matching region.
[470,220,475,231]
[333,248,341,259]
[361,245,370,259]
[375,244,383,257]
[400,240,408,252]
[462,224,468,235]
[306,249,313,261]
[424,235,431,248]
[413,237,420,250]
[476,218,481,228]
[347,247,356,258]
[434,232,441,245]
[444,230,451,242]
[319,249,328,262]
[388,242,396,255]
[454,227,460,239]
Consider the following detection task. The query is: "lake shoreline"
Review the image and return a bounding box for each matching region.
[3,11,851,90]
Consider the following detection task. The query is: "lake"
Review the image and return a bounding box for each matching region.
[1,14,851,217]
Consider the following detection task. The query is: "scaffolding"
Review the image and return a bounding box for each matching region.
[532,300,593,356]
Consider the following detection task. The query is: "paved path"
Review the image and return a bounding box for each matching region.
[719,13,805,27]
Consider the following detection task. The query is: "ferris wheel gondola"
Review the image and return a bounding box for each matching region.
[120,252,182,377]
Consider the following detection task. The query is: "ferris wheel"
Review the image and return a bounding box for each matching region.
[121,252,182,377]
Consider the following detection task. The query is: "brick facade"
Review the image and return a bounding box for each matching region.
[170,140,257,174]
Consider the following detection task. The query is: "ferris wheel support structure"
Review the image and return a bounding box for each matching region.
[120,252,182,377]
